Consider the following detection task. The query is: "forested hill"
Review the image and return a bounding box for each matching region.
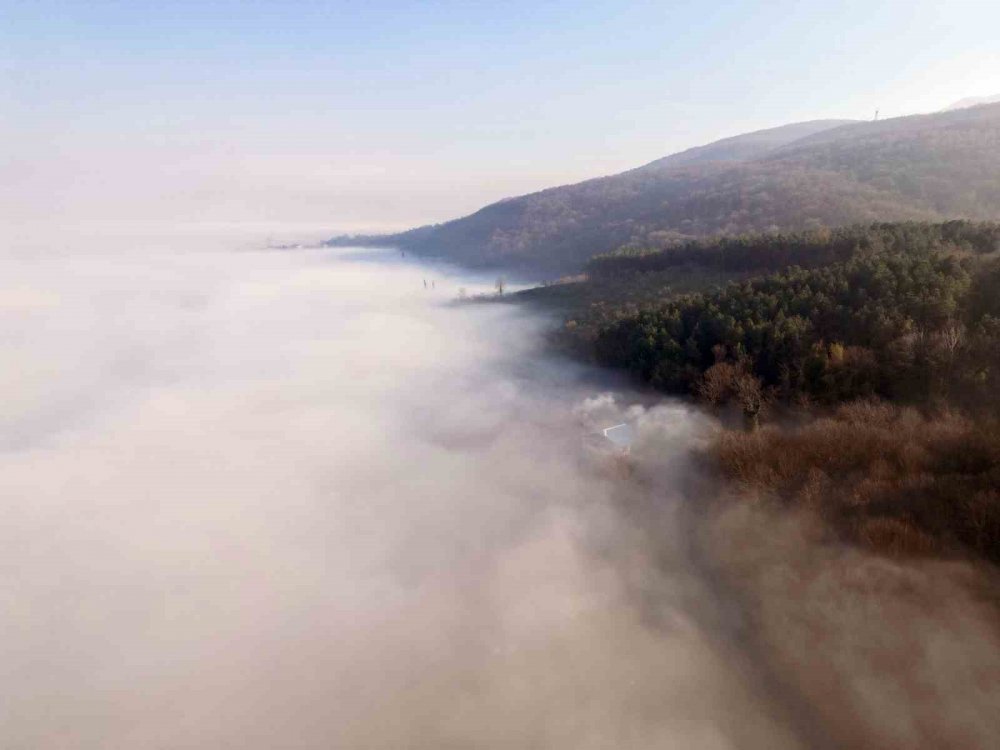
[328,104,1000,275]
[579,220,1000,562]
[628,118,855,170]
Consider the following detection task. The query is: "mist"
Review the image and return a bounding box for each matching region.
[2,238,999,749]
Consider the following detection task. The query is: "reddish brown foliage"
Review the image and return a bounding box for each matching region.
[712,400,1000,562]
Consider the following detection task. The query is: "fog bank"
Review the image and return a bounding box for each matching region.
[0,243,792,748]
[2,240,999,749]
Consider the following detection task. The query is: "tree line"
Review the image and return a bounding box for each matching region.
[587,221,1000,277]
[592,221,1000,415]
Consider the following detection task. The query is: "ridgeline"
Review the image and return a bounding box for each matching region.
[329,103,1000,276]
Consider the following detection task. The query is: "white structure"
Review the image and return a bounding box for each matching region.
[585,423,636,454]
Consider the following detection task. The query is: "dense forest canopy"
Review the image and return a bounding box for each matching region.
[329,104,1000,275]
[591,221,1000,413]
[549,220,1000,563]
[587,221,1000,277]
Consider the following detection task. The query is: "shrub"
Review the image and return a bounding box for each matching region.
[710,401,1000,562]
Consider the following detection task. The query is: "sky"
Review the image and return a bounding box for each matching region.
[3,0,1000,238]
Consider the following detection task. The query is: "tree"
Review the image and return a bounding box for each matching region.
[734,371,765,432]
[697,361,737,405]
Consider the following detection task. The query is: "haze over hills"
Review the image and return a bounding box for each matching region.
[946,94,1000,110]
[329,103,1000,276]
[630,119,857,170]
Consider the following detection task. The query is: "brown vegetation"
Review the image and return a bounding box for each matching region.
[697,355,766,431]
[711,400,1000,563]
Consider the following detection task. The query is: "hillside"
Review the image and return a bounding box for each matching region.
[518,220,1000,354]
[632,118,855,169]
[328,104,1000,275]
[519,221,1000,563]
[947,94,1000,110]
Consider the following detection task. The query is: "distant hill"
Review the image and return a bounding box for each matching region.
[328,104,1000,275]
[946,94,1000,111]
[632,119,855,169]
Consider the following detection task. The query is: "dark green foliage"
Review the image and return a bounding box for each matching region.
[587,221,1000,278]
[966,260,1000,322]
[592,224,1000,408]
[515,265,754,356]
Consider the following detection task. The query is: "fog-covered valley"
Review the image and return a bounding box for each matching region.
[3,240,999,749]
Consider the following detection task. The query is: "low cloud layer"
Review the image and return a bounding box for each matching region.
[2,241,998,749]
[0,245,780,748]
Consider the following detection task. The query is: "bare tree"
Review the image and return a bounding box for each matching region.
[697,357,766,431]
[697,362,737,405]
[937,322,965,359]
[734,371,764,432]
[495,277,505,296]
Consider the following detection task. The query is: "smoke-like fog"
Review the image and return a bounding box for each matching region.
[2,241,999,749]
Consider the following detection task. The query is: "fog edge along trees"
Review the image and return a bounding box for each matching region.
[540,220,1000,563]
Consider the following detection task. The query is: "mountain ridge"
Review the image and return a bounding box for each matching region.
[946,94,1000,111]
[328,103,1000,276]
[633,119,857,171]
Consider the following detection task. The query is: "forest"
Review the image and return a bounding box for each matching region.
[587,220,1000,277]
[535,220,1000,563]
[593,223,1000,408]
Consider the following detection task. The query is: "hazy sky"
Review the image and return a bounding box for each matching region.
[4,0,1000,236]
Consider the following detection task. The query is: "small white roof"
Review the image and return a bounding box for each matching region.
[601,423,635,449]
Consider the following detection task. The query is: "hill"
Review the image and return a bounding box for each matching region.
[518,220,1000,355]
[520,221,1000,563]
[946,94,1000,110]
[328,104,1000,275]
[632,119,855,169]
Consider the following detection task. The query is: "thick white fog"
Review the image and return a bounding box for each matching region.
[0,242,800,748]
[3,240,999,749]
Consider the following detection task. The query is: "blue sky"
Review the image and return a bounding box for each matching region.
[4,0,1000,236]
